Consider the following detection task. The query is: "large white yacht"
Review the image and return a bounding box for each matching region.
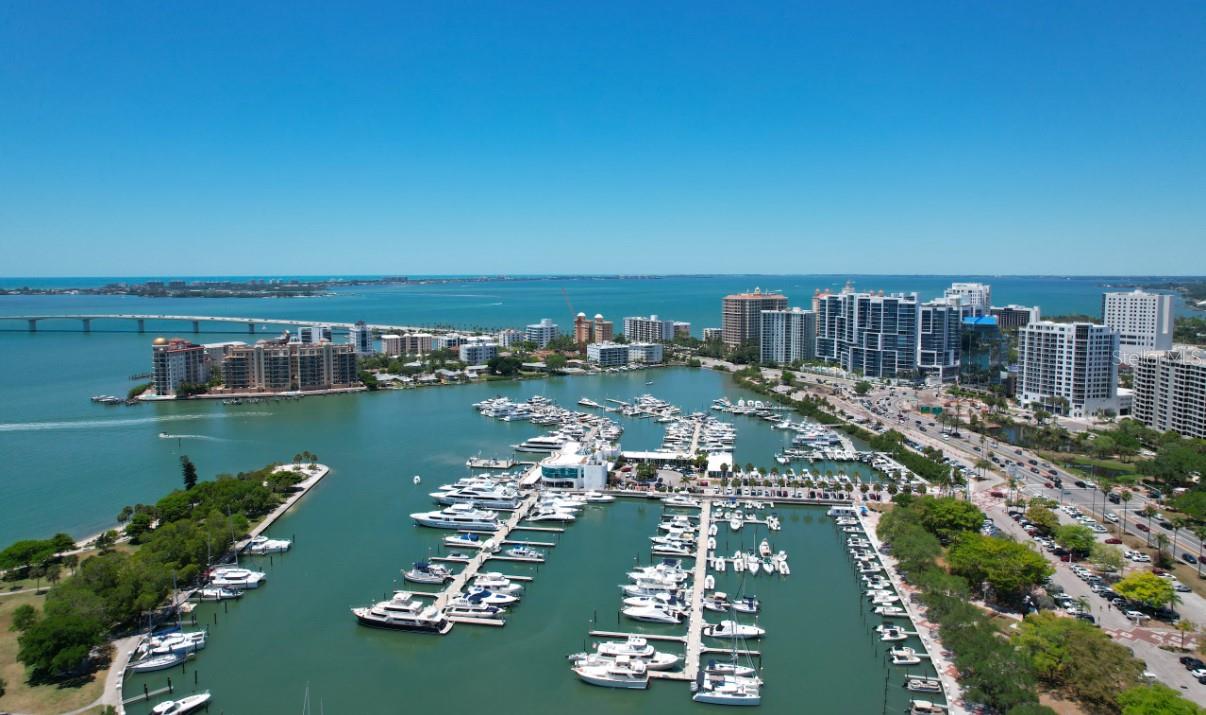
[351,591,453,634]
[410,504,500,531]
[513,434,569,453]
[208,566,266,589]
[571,655,649,689]
[702,620,765,639]
[622,604,682,624]
[432,486,520,510]
[568,650,680,672]
[691,673,761,706]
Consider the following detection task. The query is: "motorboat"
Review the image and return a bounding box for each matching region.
[582,491,615,503]
[473,572,523,593]
[572,655,649,689]
[627,561,689,583]
[729,515,743,531]
[444,532,487,549]
[596,636,655,658]
[527,506,576,522]
[463,587,519,606]
[905,677,944,694]
[128,651,190,673]
[432,486,521,510]
[246,535,292,554]
[777,560,790,576]
[504,545,542,560]
[193,587,241,602]
[664,494,700,508]
[209,566,266,589]
[731,595,760,614]
[909,700,949,714]
[404,561,453,584]
[650,533,696,548]
[138,631,207,657]
[651,541,693,557]
[444,592,507,619]
[578,398,602,408]
[704,574,715,591]
[890,646,925,665]
[622,581,681,598]
[878,625,908,642]
[875,605,908,617]
[351,591,453,634]
[744,553,759,573]
[514,435,569,453]
[623,593,688,611]
[623,604,682,624]
[150,692,212,714]
[569,650,680,671]
[410,504,500,531]
[691,673,761,706]
[702,620,765,639]
[703,592,732,612]
[758,539,771,557]
[703,659,761,681]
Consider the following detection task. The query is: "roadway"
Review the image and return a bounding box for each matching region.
[0,313,470,335]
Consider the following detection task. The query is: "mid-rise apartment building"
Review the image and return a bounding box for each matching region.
[627,342,664,364]
[959,316,1008,387]
[814,288,919,378]
[673,322,691,339]
[380,334,403,356]
[151,338,209,396]
[587,342,629,367]
[525,318,559,348]
[1132,346,1206,438]
[1018,321,1118,417]
[496,328,523,348]
[990,305,1040,331]
[459,341,499,365]
[721,290,788,347]
[593,315,614,343]
[703,328,723,342]
[1102,289,1174,363]
[758,308,816,366]
[944,282,992,316]
[222,339,358,393]
[297,325,332,344]
[624,315,676,343]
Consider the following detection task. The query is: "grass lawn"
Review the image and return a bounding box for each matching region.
[0,592,107,714]
[1037,451,1142,481]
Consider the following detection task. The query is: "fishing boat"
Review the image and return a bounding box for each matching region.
[404,561,453,584]
[571,655,649,689]
[702,620,765,640]
[150,692,212,714]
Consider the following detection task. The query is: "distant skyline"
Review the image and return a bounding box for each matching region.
[2,2,1205,276]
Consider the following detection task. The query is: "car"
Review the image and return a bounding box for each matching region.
[1136,523,1150,532]
[1133,553,1152,563]
[1028,459,1038,466]
[1016,449,1024,456]
[1193,668,1206,679]
[1126,610,1151,622]
[1159,520,1174,530]
[1175,582,1191,593]
[1074,480,1087,488]
[1030,467,1040,474]
[1105,537,1122,544]
[1107,493,1121,504]
[1182,553,1199,565]
[1104,512,1119,523]
[1180,656,1204,669]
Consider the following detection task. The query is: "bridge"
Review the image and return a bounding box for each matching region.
[0,314,467,336]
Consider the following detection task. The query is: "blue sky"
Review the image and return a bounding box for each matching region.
[1,2,1204,276]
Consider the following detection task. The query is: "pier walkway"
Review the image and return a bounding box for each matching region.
[433,493,539,612]
[679,500,713,682]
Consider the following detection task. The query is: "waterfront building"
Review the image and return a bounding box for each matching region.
[399,332,433,354]
[1102,289,1174,363]
[349,320,374,355]
[1133,346,1206,438]
[496,328,523,348]
[458,341,499,365]
[298,324,333,344]
[587,342,629,367]
[432,333,468,351]
[814,286,919,378]
[627,342,664,364]
[703,327,723,342]
[1018,321,1119,417]
[721,289,788,347]
[990,304,1040,331]
[539,442,611,490]
[151,337,209,396]
[623,315,676,343]
[959,316,1008,387]
[593,314,614,343]
[944,282,992,316]
[918,298,963,382]
[759,307,816,366]
[673,321,691,339]
[380,334,403,356]
[222,339,358,393]
[573,313,591,347]
[525,318,560,348]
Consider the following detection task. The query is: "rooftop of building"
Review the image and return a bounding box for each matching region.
[962,316,999,327]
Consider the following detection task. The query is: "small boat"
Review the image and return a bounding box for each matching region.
[905,676,943,694]
[463,587,519,606]
[777,560,790,576]
[582,491,615,503]
[246,535,292,554]
[733,556,745,573]
[729,516,742,531]
[716,556,726,572]
[150,692,212,714]
[128,651,190,673]
[758,539,771,557]
[890,646,926,666]
[504,545,542,560]
[193,587,241,602]
[651,542,693,557]
[745,553,759,573]
[444,532,486,549]
[572,655,649,689]
[875,605,908,618]
[877,625,908,642]
[702,620,765,640]
[731,595,760,614]
[404,562,453,584]
[623,604,682,624]
[704,574,715,590]
[909,699,949,714]
[691,673,761,706]
[413,475,421,485]
[707,536,717,551]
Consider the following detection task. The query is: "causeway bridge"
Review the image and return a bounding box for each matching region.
[0,314,464,335]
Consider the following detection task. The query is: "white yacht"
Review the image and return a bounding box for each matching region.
[404,561,453,584]
[504,545,542,560]
[691,673,761,706]
[351,591,453,634]
[581,491,615,503]
[731,595,760,614]
[622,604,682,624]
[432,487,520,510]
[703,660,761,681]
[129,651,189,673]
[877,625,908,641]
[194,587,241,602]
[138,631,207,658]
[150,692,212,715]
[622,581,681,598]
[208,566,266,590]
[444,591,507,619]
[596,636,655,658]
[463,587,519,606]
[246,535,292,554]
[890,646,924,665]
[444,532,488,549]
[527,506,576,522]
[702,620,765,639]
[578,398,602,408]
[875,605,908,618]
[571,655,649,689]
[663,494,700,508]
[703,592,732,612]
[410,504,500,531]
[569,650,680,671]
[651,541,693,557]
[623,593,688,611]
[472,572,523,594]
[514,435,569,453]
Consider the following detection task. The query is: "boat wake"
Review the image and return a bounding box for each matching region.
[158,433,227,441]
[0,412,271,432]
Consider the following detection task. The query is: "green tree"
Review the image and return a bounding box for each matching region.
[1114,571,1176,610]
[1054,524,1096,557]
[17,611,106,680]
[913,496,985,543]
[1025,504,1060,535]
[10,603,37,632]
[854,380,872,396]
[1089,542,1124,573]
[180,456,198,491]
[1016,612,1144,713]
[544,353,568,372]
[947,533,1053,603]
[1117,683,1203,715]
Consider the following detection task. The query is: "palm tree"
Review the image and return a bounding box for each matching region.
[1156,533,1171,566]
[1120,490,1133,538]
[1175,619,1197,651]
[1140,506,1158,547]
[1171,515,1190,565]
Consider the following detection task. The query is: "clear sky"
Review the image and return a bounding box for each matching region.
[2,2,1204,277]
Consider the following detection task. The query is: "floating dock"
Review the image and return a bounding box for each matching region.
[681,500,712,681]
[432,494,539,611]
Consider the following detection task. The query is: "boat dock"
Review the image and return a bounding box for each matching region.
[587,630,685,643]
[680,500,712,682]
[432,493,539,611]
[466,457,515,470]
[241,463,330,545]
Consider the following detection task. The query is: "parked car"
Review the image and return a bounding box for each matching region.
[1125,610,1151,622]
[1105,537,1122,544]
[1182,552,1199,565]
